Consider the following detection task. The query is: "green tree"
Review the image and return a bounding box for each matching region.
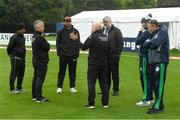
[0,0,64,32]
[0,0,33,32]
[157,0,180,7]
[1,0,171,33]
[122,0,156,9]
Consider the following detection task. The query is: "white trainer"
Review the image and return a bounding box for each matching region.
[84,105,95,109]
[56,88,62,93]
[150,100,155,104]
[16,88,26,94]
[9,90,18,94]
[70,88,77,93]
[32,98,36,101]
[136,100,151,107]
[103,105,109,108]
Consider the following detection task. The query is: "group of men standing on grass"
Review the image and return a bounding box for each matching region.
[6,14,169,114]
[55,16,123,108]
[6,16,123,107]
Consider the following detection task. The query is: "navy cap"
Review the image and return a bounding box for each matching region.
[16,23,25,31]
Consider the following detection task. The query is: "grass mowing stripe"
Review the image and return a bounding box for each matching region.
[0,49,180,119]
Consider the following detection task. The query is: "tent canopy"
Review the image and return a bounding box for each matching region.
[72,7,180,23]
[71,7,180,49]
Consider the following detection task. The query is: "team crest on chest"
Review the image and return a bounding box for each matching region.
[156,67,160,72]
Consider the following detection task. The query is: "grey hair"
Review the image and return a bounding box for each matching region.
[103,16,111,21]
[33,20,44,29]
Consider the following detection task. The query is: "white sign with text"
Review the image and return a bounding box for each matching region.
[0,33,33,46]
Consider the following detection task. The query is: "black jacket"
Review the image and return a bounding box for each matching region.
[32,31,50,64]
[81,30,108,67]
[56,26,81,58]
[103,25,123,63]
[7,33,26,58]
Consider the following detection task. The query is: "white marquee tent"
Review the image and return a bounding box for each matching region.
[71,7,180,49]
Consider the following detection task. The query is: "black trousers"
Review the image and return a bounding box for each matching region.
[139,56,153,101]
[149,63,167,110]
[32,62,47,100]
[107,56,120,92]
[57,55,77,88]
[88,65,109,106]
[9,56,25,91]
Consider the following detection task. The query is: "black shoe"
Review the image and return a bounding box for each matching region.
[41,96,45,99]
[36,98,49,103]
[147,108,164,114]
[112,91,119,96]
[98,92,102,94]
[84,104,95,109]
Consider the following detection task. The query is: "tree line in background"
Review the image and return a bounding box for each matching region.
[0,0,180,33]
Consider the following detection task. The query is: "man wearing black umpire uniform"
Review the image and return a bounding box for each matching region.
[102,16,123,96]
[56,16,80,93]
[81,22,109,109]
[145,20,169,114]
[32,20,50,102]
[7,23,26,94]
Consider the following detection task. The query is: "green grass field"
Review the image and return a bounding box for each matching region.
[45,35,56,41]
[0,49,180,119]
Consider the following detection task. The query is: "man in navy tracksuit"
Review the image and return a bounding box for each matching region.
[136,18,154,107]
[145,20,169,114]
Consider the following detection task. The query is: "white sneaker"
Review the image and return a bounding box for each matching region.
[136,100,151,107]
[150,100,155,104]
[103,105,109,108]
[9,90,18,94]
[70,88,77,93]
[16,88,26,94]
[32,98,36,101]
[56,88,62,93]
[84,104,95,109]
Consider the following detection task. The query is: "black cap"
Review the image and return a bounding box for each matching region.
[16,23,25,31]
[141,17,149,24]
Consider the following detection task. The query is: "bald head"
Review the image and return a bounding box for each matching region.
[91,22,102,33]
